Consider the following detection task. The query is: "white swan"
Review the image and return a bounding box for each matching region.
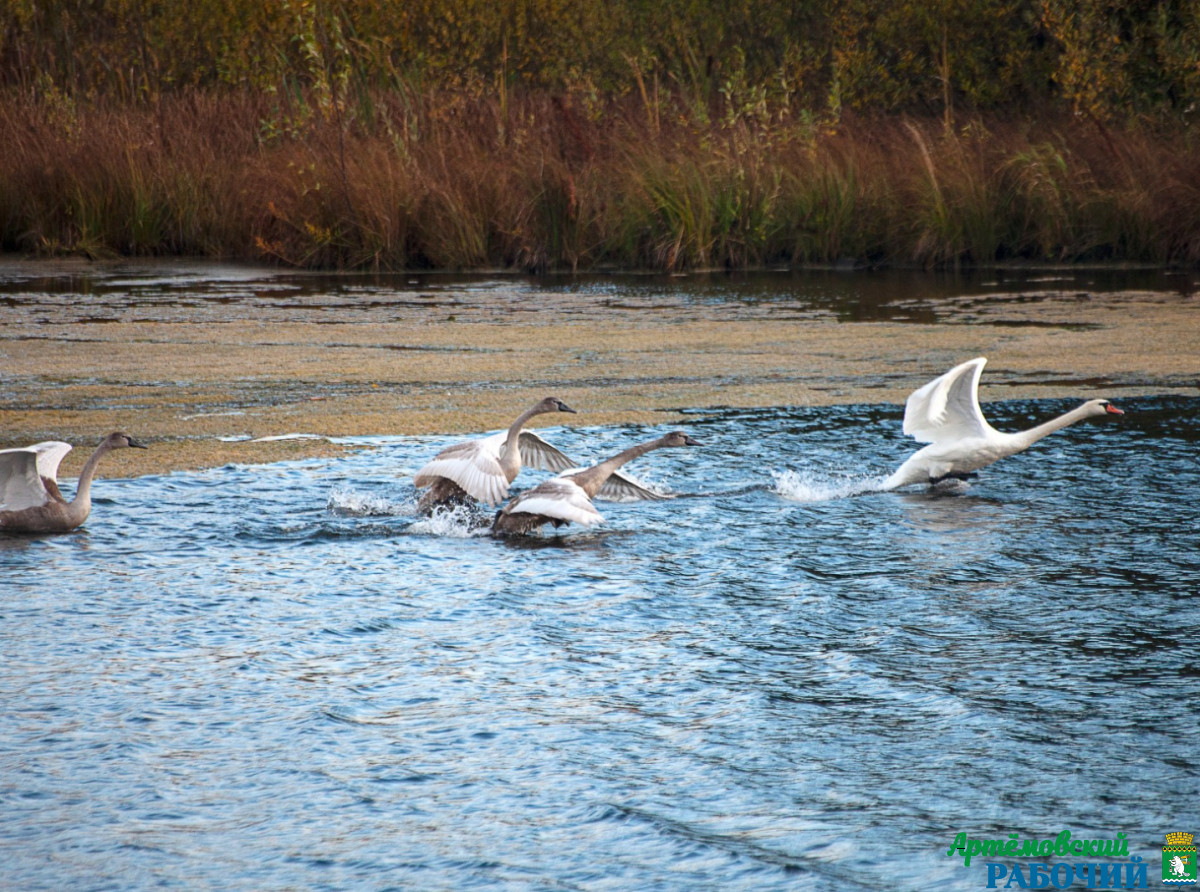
[492,431,700,535]
[413,397,577,510]
[0,432,147,533]
[882,357,1123,490]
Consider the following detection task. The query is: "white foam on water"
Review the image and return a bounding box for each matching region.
[771,468,886,502]
[406,503,492,538]
[327,486,414,517]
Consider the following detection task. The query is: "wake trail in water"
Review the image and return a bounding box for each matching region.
[771,468,888,502]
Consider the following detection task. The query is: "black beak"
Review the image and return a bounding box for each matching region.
[684,436,702,446]
[129,438,149,449]
[558,402,577,414]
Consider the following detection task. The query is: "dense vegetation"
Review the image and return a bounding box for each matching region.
[2,0,1199,269]
[6,0,1200,118]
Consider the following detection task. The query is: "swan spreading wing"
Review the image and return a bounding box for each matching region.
[504,479,604,527]
[902,357,992,444]
[413,429,574,505]
[0,441,72,511]
[559,467,668,501]
[413,438,510,505]
[509,430,576,473]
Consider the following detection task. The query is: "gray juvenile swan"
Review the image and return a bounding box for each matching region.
[882,357,1124,490]
[413,396,577,511]
[492,431,700,535]
[0,432,147,534]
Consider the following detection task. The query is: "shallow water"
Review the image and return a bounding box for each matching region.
[3,387,1198,890]
[1,261,1196,329]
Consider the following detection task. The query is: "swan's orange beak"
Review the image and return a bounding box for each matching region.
[1105,403,1124,415]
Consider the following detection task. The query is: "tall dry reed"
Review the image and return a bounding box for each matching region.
[2,89,1198,270]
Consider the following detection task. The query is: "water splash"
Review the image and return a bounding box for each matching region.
[326,486,413,517]
[406,503,492,537]
[329,486,496,537]
[771,468,886,502]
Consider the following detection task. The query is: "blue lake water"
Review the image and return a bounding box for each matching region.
[1,267,1199,890]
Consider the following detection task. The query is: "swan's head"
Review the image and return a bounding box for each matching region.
[535,396,577,415]
[660,431,702,448]
[103,431,148,450]
[1084,399,1124,417]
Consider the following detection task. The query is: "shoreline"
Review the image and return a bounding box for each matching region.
[2,261,1197,479]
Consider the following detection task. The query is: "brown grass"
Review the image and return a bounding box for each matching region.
[3,89,1199,270]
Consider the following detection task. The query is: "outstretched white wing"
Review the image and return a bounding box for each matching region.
[0,441,71,511]
[414,427,577,506]
[33,441,73,482]
[902,357,991,444]
[504,479,604,527]
[412,436,509,505]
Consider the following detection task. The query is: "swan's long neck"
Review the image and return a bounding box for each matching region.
[67,441,113,524]
[499,405,545,482]
[572,438,666,498]
[1007,403,1097,452]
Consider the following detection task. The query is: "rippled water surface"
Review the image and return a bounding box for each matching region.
[1,261,1196,327]
[2,268,1199,891]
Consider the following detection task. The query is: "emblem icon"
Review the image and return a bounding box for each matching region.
[1164,832,1198,885]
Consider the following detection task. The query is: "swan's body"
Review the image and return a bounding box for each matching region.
[882,357,1123,490]
[413,397,576,510]
[0,432,147,533]
[492,431,699,535]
